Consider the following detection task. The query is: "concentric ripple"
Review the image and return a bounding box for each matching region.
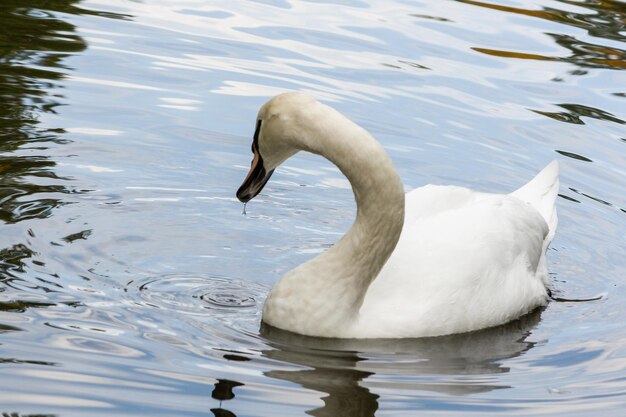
[125,274,267,317]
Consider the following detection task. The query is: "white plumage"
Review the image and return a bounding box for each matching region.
[237,92,559,339]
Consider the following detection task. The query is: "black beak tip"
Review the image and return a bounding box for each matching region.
[236,189,252,203]
[236,168,274,205]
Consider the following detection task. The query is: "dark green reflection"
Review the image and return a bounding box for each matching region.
[0,2,126,279]
[460,0,626,71]
[532,103,625,125]
[0,1,87,226]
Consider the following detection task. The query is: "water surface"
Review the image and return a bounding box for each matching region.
[0,0,625,416]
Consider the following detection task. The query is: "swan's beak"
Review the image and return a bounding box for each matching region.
[236,150,274,203]
[237,120,274,203]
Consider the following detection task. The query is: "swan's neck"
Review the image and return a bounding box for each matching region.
[263,104,405,336]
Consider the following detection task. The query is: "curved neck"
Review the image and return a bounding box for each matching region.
[263,102,405,336]
[315,112,405,293]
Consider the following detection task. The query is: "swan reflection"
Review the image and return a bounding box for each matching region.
[260,310,541,416]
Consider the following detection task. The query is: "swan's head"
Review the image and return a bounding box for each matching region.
[237,93,317,203]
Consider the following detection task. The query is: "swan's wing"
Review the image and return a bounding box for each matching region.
[384,187,549,292]
[360,186,550,338]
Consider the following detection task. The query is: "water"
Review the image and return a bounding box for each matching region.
[0,0,624,415]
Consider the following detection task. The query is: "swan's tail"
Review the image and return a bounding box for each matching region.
[510,160,559,245]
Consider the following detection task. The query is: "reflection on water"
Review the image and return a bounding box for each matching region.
[211,407,237,417]
[0,0,624,415]
[211,379,244,417]
[461,0,626,70]
[261,311,540,416]
[562,103,625,125]
[0,0,86,223]
[533,103,625,125]
[0,0,88,332]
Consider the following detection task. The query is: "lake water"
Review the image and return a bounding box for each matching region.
[1,0,625,415]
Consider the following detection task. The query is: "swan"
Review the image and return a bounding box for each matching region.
[236,92,559,339]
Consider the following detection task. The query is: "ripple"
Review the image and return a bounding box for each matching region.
[126,274,267,316]
[201,291,256,309]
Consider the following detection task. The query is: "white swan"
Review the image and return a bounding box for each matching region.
[237,92,559,339]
